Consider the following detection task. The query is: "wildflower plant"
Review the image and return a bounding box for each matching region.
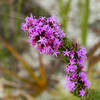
[21,14,90,98]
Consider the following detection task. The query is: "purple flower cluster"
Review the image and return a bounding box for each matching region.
[64,46,90,96]
[21,14,65,56]
[21,15,90,97]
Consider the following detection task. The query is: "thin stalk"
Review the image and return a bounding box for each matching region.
[16,0,22,38]
[81,0,90,46]
[39,53,47,87]
[64,0,72,33]
[59,0,72,33]
[3,8,9,38]
[59,0,64,16]
[78,0,83,22]
[59,0,65,31]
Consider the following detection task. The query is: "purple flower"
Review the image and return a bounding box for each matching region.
[80,65,85,71]
[77,58,84,66]
[47,16,56,23]
[25,14,34,24]
[21,14,65,56]
[38,37,47,45]
[79,89,85,96]
[84,79,91,88]
[65,64,77,73]
[29,28,39,37]
[65,77,76,92]
[77,46,87,58]
[63,49,70,56]
[21,23,28,32]
[22,15,90,97]
[69,58,76,65]
[79,72,87,82]
[43,46,52,55]
[54,38,61,46]
[69,51,75,58]
[59,31,65,38]
[52,51,60,57]
[70,73,77,81]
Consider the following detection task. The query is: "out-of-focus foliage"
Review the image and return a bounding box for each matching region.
[80,0,90,46]
[0,0,50,68]
[59,0,72,33]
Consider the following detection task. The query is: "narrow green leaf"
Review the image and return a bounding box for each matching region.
[64,0,72,15]
[59,0,64,16]
[81,0,90,46]
[16,0,22,37]
[59,0,72,33]
[64,0,72,33]
[3,8,9,38]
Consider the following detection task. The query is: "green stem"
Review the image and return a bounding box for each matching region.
[59,0,72,33]
[3,8,9,38]
[16,0,22,38]
[81,0,90,46]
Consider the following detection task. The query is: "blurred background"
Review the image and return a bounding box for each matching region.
[0,0,100,100]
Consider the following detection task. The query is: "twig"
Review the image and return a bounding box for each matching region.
[87,54,100,73]
[0,36,42,87]
[87,41,100,61]
[38,53,47,87]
